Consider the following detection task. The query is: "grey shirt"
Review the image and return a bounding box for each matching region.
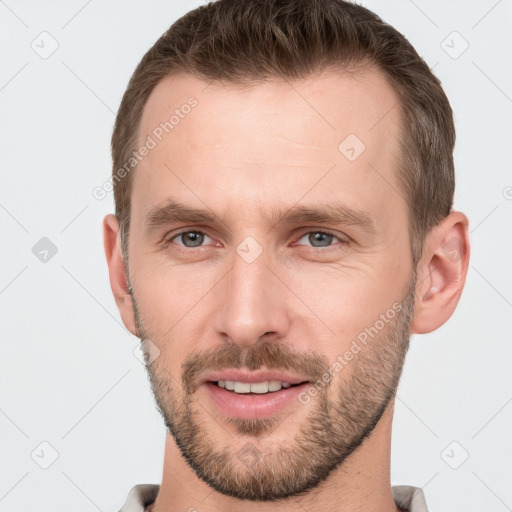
[117,484,429,512]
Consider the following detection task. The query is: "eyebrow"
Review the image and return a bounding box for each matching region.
[144,198,375,234]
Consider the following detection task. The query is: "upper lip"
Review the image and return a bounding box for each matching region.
[201,370,311,385]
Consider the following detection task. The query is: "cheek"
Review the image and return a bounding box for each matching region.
[287,262,408,347]
[131,259,219,352]
[133,254,213,312]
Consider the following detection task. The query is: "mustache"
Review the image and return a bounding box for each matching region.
[182,342,330,395]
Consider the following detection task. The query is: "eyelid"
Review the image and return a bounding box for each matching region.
[164,229,214,247]
[164,227,349,250]
[293,229,349,248]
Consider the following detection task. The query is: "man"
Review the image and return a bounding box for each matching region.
[103,0,470,511]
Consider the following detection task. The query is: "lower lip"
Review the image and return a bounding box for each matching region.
[203,382,309,420]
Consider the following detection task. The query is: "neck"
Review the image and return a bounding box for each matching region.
[151,400,402,512]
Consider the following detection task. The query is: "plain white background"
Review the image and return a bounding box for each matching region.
[1,1,511,511]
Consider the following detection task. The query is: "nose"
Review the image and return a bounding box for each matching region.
[213,246,291,349]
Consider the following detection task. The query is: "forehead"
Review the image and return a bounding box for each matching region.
[132,68,404,229]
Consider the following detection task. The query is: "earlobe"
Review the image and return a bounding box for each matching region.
[103,214,137,336]
[410,211,470,335]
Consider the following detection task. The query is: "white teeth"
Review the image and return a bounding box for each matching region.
[249,381,270,394]
[268,380,282,392]
[234,382,251,393]
[216,380,298,393]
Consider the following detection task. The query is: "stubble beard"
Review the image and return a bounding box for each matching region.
[130,275,416,501]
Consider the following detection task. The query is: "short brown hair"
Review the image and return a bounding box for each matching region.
[111,0,455,265]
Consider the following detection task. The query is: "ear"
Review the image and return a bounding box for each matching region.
[410,211,470,334]
[103,214,138,336]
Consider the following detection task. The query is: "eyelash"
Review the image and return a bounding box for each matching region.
[163,229,348,252]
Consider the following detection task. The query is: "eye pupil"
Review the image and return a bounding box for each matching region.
[171,230,341,251]
[182,232,204,247]
[309,232,333,247]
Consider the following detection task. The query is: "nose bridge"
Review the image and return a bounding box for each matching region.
[214,241,289,346]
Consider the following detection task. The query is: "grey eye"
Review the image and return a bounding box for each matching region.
[298,232,338,248]
[174,231,209,247]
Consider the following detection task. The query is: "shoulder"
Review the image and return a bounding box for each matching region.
[117,484,160,512]
[392,485,429,512]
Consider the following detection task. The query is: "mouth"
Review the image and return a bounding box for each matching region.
[209,379,308,395]
[201,373,312,420]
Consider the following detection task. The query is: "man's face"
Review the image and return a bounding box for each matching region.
[126,70,416,500]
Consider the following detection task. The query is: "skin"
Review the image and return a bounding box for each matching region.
[103,69,470,512]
